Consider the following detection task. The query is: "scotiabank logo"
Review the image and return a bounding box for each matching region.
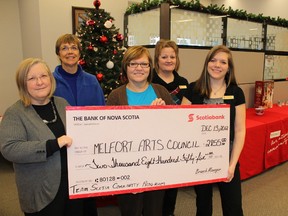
[188,113,225,122]
[188,114,194,122]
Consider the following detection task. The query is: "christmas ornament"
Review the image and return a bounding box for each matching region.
[86,19,95,26]
[88,44,93,50]
[116,33,124,41]
[113,50,117,55]
[104,20,112,29]
[93,0,101,9]
[96,73,104,82]
[100,35,108,43]
[119,46,127,54]
[94,47,98,52]
[106,60,114,69]
[79,59,86,66]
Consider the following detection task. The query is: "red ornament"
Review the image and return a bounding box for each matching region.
[78,59,86,66]
[93,0,101,9]
[96,73,104,82]
[88,44,93,50]
[113,50,117,55]
[116,33,124,42]
[86,19,95,26]
[100,35,108,43]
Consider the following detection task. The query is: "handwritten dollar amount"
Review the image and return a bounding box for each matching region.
[205,138,227,147]
[85,152,211,170]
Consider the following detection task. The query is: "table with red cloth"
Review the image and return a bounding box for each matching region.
[239,105,288,180]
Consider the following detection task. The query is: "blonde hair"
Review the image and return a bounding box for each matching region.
[154,39,180,73]
[16,58,56,106]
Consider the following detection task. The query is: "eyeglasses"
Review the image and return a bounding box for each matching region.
[60,45,79,52]
[27,74,49,83]
[128,62,150,68]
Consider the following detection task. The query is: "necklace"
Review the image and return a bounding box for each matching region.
[212,82,226,96]
[43,100,57,124]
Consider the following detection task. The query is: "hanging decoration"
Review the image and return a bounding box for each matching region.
[104,20,113,28]
[78,59,86,66]
[93,0,101,9]
[96,73,104,82]
[106,60,114,69]
[125,0,288,27]
[99,35,108,43]
[86,20,96,26]
[115,33,124,42]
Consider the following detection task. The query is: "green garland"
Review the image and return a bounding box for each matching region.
[125,0,288,27]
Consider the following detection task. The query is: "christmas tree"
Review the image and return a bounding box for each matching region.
[77,0,126,98]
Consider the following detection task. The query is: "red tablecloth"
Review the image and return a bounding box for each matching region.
[263,107,288,169]
[239,119,266,180]
[239,105,288,180]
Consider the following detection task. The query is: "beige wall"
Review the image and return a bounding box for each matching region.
[0,0,22,114]
[0,0,287,114]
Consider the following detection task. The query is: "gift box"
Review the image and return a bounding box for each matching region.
[254,81,274,108]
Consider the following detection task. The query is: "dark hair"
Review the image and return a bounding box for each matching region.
[154,39,180,73]
[195,45,237,98]
[121,46,153,83]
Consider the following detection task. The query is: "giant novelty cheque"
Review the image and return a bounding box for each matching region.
[66,105,230,199]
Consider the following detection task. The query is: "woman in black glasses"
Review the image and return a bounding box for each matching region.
[106,46,174,216]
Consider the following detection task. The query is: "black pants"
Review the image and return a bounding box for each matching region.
[117,190,165,216]
[24,176,98,216]
[24,179,84,216]
[194,164,243,216]
[83,198,98,216]
[162,188,178,216]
